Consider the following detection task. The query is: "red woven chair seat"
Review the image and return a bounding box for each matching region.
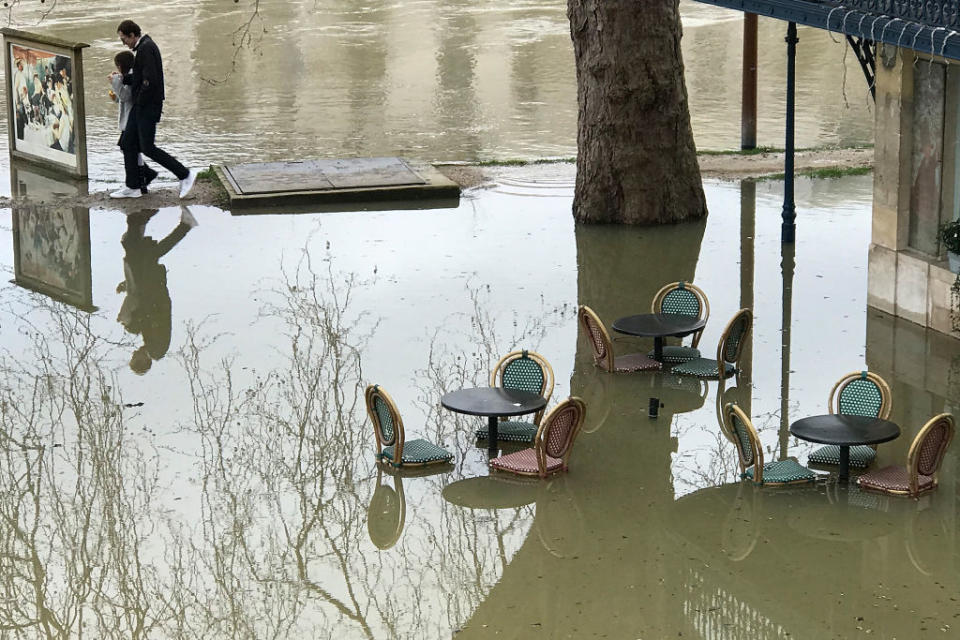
[490,448,563,475]
[857,465,934,494]
[614,352,661,372]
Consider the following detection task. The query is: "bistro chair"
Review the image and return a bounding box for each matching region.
[857,413,955,498]
[646,281,710,364]
[672,308,752,379]
[365,384,453,468]
[723,403,817,487]
[578,306,661,373]
[807,371,893,470]
[490,397,587,478]
[475,349,554,444]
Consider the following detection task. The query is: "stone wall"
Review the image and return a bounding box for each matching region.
[869,44,960,339]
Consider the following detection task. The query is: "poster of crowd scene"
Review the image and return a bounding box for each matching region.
[4,30,88,176]
[12,202,95,311]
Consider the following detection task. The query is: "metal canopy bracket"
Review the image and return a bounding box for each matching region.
[846,35,877,100]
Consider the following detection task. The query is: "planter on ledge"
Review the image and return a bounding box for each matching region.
[950,251,960,274]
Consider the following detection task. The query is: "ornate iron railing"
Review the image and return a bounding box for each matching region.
[822,1,960,30]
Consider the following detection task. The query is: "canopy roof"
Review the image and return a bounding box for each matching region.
[694,0,960,61]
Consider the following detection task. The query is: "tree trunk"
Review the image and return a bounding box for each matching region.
[568,0,706,224]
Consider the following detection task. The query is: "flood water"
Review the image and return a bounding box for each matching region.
[0,0,873,195]
[2,1,958,639]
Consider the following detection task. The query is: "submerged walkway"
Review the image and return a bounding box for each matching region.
[216,157,460,212]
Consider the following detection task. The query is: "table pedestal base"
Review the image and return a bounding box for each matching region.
[487,416,499,456]
[838,445,850,483]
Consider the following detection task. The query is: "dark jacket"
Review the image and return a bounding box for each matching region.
[123,34,165,107]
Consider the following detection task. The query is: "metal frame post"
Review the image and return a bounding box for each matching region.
[782,22,798,243]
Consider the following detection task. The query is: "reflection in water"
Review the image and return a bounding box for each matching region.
[0,301,161,638]
[117,208,195,374]
[2,174,960,637]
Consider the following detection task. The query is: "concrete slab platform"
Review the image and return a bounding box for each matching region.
[216,157,460,213]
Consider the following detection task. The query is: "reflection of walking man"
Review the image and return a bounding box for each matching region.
[111,20,197,200]
[117,207,198,374]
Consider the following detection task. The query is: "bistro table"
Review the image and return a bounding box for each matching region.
[612,313,707,362]
[790,414,900,483]
[441,387,547,455]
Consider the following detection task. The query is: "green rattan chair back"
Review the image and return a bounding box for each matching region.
[724,402,760,473]
[365,385,402,450]
[652,281,710,347]
[661,286,701,317]
[719,309,753,367]
[831,371,892,419]
[492,350,554,424]
[500,352,547,394]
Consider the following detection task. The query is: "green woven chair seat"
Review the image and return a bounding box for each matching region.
[743,459,817,485]
[807,444,876,469]
[475,420,538,443]
[380,439,452,466]
[671,358,735,379]
[647,345,701,364]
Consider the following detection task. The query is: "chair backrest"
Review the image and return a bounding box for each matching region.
[578,306,614,372]
[651,281,710,347]
[535,397,587,476]
[723,403,765,482]
[365,384,406,460]
[715,308,753,377]
[490,349,555,424]
[907,413,955,493]
[829,371,892,419]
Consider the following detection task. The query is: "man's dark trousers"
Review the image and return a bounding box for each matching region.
[121,103,187,189]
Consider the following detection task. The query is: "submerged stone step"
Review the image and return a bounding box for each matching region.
[216,156,460,213]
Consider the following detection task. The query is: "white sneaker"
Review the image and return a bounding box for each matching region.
[110,186,142,199]
[179,169,198,199]
[179,206,199,228]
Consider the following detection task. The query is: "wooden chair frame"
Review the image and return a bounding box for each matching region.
[578,305,615,372]
[724,402,812,486]
[905,413,955,497]
[828,370,893,420]
[366,384,405,461]
[650,281,710,348]
[724,403,764,481]
[489,349,555,425]
[857,414,955,498]
[491,397,586,479]
[534,397,586,477]
[714,308,753,379]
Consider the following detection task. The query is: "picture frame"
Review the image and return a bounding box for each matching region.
[10,160,95,311]
[2,28,88,178]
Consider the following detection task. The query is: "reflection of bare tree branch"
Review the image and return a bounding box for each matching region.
[0,300,164,639]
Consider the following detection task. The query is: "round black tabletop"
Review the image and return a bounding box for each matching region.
[612,313,706,338]
[441,387,546,418]
[789,414,900,446]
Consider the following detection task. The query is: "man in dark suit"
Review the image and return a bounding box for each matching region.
[111,19,197,200]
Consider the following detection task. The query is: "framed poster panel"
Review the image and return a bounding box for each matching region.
[11,202,95,312]
[2,28,88,178]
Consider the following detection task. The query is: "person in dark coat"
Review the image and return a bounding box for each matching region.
[111,19,197,200]
[116,206,198,374]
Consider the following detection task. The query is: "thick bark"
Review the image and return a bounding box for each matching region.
[568,0,706,224]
